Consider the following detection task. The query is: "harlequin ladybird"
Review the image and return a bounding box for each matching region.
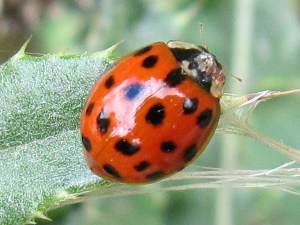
[81,41,225,184]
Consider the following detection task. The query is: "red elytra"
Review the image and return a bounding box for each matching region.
[80,41,225,184]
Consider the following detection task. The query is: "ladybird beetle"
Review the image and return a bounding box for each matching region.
[81,41,225,184]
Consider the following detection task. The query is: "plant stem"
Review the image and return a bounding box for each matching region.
[216,0,255,225]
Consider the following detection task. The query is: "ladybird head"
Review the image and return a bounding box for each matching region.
[167,41,225,99]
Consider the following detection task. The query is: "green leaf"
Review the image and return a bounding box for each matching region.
[0,42,116,225]
[1,39,298,225]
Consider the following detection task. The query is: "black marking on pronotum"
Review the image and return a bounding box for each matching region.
[183,98,199,114]
[115,139,140,156]
[161,141,177,153]
[145,103,165,125]
[164,68,185,87]
[183,144,197,162]
[134,45,152,56]
[170,48,201,62]
[82,135,92,151]
[146,171,165,180]
[97,110,110,134]
[86,103,94,116]
[103,164,121,178]
[142,55,158,68]
[105,75,115,89]
[197,109,213,128]
[134,161,151,172]
[124,83,144,100]
[188,61,199,70]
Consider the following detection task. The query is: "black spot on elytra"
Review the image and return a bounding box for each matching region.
[161,141,177,153]
[115,139,140,156]
[142,55,158,68]
[86,103,94,116]
[170,48,201,62]
[124,83,144,100]
[197,109,213,128]
[103,164,121,178]
[97,110,110,134]
[145,103,165,125]
[82,135,91,151]
[165,68,185,87]
[183,98,199,114]
[134,45,152,56]
[183,144,197,162]
[105,75,115,89]
[146,171,165,180]
[134,161,151,172]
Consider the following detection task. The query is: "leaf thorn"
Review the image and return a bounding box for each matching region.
[12,35,32,60]
[31,211,52,222]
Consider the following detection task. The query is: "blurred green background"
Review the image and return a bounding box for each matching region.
[1,0,300,224]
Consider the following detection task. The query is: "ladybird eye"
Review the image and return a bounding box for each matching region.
[196,71,212,92]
